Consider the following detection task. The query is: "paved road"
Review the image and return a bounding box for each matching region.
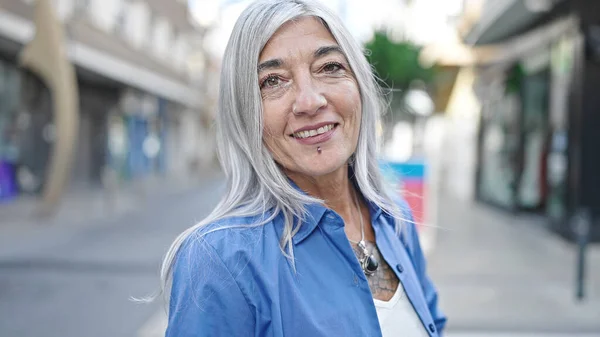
[0,178,224,337]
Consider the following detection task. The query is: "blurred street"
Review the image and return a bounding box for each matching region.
[430,192,600,336]
[0,173,224,337]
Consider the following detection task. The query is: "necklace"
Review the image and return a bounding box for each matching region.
[351,190,379,276]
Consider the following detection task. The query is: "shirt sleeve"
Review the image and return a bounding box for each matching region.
[399,200,448,335]
[165,233,255,337]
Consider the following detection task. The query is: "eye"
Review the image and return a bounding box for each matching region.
[322,62,344,73]
[260,75,281,89]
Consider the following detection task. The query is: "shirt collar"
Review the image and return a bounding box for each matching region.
[292,201,327,245]
[287,179,327,245]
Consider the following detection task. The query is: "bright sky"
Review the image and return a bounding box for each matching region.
[191,0,407,58]
[190,0,462,59]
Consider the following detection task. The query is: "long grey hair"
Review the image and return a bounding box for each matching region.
[158,0,406,298]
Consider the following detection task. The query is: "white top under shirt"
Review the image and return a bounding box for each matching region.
[373,281,430,337]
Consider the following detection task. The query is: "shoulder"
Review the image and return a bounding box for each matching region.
[167,217,260,335]
[173,212,277,275]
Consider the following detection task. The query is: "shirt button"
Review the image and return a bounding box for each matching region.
[353,274,359,285]
[396,263,404,273]
[428,323,435,333]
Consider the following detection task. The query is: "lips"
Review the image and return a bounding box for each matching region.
[290,123,338,145]
[292,123,335,139]
[290,122,338,138]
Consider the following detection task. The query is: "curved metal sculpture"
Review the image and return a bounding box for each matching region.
[19,0,79,216]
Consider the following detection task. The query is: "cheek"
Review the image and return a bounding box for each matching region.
[262,107,286,142]
[337,77,360,104]
[344,88,362,142]
[262,122,278,144]
[339,83,361,123]
[349,84,362,110]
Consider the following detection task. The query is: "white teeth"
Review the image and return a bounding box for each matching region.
[294,124,335,139]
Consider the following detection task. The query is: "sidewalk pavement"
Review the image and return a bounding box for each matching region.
[0,168,223,256]
[428,192,600,335]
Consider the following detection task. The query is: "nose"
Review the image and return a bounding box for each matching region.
[292,77,327,115]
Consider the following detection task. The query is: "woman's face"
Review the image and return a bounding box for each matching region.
[259,16,361,179]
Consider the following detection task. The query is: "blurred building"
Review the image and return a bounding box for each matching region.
[0,0,213,203]
[424,0,600,242]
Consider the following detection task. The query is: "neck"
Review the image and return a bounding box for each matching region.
[286,164,359,230]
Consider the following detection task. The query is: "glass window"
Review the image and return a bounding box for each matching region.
[0,60,22,163]
[478,92,521,209]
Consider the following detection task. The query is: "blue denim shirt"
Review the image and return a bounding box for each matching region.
[166,198,446,337]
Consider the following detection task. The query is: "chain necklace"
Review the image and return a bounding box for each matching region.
[350,190,379,276]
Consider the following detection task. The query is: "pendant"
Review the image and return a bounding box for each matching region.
[358,241,379,275]
[362,254,379,275]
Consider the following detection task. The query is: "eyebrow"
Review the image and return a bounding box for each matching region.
[257,59,283,73]
[314,45,344,58]
[257,45,344,73]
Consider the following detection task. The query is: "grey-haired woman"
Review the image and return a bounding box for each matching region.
[163,1,446,336]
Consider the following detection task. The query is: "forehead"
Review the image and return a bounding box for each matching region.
[259,16,338,62]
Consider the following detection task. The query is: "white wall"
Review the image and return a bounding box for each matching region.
[440,67,481,201]
[61,0,189,73]
[88,0,122,33]
[171,33,189,72]
[51,0,75,21]
[150,16,172,60]
[125,1,151,49]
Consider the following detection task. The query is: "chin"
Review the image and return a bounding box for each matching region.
[292,160,347,179]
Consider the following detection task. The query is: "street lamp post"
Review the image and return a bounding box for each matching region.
[574,207,590,301]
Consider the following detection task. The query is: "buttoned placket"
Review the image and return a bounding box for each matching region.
[317,209,439,337]
[319,209,384,336]
[371,215,439,337]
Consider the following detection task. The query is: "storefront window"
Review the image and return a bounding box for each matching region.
[0,59,22,200]
[518,70,550,210]
[117,91,167,179]
[479,92,521,209]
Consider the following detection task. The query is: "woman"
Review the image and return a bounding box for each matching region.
[163,0,446,336]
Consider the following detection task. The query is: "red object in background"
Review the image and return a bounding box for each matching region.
[380,160,427,232]
[400,179,425,230]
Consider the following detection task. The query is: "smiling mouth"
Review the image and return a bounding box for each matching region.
[291,123,338,139]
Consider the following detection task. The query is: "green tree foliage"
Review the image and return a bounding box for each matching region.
[364,31,437,90]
